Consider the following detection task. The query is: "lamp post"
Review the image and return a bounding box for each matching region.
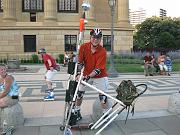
[82,1,90,18]
[108,0,118,77]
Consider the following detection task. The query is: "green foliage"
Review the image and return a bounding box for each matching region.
[133,17,180,51]
[58,54,64,64]
[31,54,39,63]
[0,59,7,64]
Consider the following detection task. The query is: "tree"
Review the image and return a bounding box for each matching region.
[133,17,180,52]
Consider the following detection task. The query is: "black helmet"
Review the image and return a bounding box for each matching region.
[90,28,102,38]
[38,48,46,54]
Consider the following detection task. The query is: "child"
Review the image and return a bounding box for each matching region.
[164,55,172,76]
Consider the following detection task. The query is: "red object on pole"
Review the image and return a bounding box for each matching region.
[79,18,85,32]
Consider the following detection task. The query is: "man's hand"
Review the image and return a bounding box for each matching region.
[75,73,81,81]
[83,75,90,82]
[50,67,54,71]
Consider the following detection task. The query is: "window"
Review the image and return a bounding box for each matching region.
[22,0,44,12]
[103,35,111,51]
[0,0,3,12]
[24,35,36,52]
[30,12,36,22]
[58,0,78,13]
[64,35,77,51]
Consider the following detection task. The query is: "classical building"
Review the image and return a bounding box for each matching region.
[0,0,133,58]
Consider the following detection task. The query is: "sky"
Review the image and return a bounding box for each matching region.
[129,0,180,18]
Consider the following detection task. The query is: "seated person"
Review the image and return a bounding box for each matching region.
[0,64,19,108]
[151,54,160,74]
[164,55,172,76]
[158,53,168,75]
[143,52,154,76]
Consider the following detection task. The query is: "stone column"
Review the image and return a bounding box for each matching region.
[86,0,94,20]
[3,0,16,22]
[44,0,57,21]
[117,0,130,25]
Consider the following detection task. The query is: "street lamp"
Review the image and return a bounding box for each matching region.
[82,1,90,18]
[78,1,90,44]
[108,0,118,77]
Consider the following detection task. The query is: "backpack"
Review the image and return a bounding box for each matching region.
[116,80,147,123]
[116,80,138,106]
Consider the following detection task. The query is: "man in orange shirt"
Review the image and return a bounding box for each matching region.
[75,28,109,120]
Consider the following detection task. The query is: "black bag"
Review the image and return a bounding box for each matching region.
[68,80,78,98]
[68,109,78,126]
[67,62,76,75]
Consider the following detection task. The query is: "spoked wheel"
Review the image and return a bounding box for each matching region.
[59,125,65,131]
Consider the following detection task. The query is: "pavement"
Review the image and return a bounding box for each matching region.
[5,65,180,135]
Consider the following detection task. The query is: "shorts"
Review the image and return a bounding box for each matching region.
[79,77,109,93]
[0,96,18,108]
[45,70,57,82]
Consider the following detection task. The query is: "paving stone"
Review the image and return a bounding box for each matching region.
[116,118,160,135]
[131,130,167,135]
[149,116,180,135]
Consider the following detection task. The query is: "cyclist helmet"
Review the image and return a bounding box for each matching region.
[90,28,102,38]
[38,48,46,54]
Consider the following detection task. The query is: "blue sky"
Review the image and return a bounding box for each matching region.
[129,0,180,17]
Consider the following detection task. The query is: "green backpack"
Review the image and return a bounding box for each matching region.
[116,80,138,106]
[116,80,147,123]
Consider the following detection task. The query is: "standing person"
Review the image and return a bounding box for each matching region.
[69,51,76,62]
[75,28,110,120]
[0,64,19,108]
[63,52,70,66]
[164,55,172,76]
[143,52,154,76]
[38,48,57,101]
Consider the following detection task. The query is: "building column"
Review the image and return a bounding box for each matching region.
[3,0,16,22]
[86,0,94,20]
[117,0,130,25]
[44,0,57,21]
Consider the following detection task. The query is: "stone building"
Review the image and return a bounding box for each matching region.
[0,0,133,58]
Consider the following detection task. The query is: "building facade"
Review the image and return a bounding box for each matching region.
[0,0,133,58]
[129,8,146,26]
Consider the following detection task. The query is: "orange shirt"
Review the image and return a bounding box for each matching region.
[78,42,108,78]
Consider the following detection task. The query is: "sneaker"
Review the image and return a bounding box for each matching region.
[76,110,82,121]
[44,95,55,101]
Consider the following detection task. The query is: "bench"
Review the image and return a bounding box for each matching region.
[0,103,24,128]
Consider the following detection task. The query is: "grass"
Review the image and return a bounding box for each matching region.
[107,63,180,73]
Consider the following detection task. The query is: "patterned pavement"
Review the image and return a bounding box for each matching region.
[16,72,180,103]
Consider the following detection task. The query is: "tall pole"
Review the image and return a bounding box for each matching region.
[108,0,118,77]
[111,7,114,56]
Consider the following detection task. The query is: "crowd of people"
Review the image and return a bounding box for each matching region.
[144,52,172,76]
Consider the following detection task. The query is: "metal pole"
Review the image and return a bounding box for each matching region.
[108,5,118,77]
[111,7,114,56]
